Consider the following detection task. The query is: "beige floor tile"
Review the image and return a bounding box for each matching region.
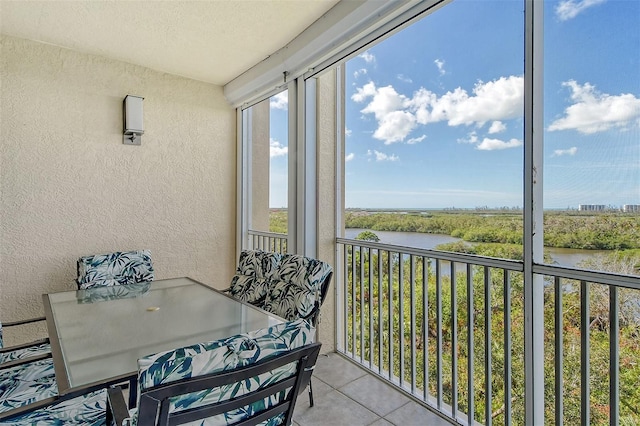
[384,401,452,426]
[293,389,380,426]
[339,374,412,417]
[313,353,367,389]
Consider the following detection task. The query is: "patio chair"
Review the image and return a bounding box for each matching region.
[261,253,332,407]
[226,249,283,306]
[76,249,154,290]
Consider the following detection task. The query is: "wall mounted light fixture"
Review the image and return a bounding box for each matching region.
[123,95,144,145]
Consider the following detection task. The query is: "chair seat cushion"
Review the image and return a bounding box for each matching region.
[0,343,51,365]
[0,375,58,414]
[0,388,106,425]
[131,319,315,426]
[0,358,55,383]
[0,358,58,414]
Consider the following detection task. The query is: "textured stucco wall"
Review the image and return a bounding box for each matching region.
[0,36,236,344]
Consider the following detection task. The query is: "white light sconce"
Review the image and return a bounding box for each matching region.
[123,95,144,145]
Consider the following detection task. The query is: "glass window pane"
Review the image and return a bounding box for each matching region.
[344,0,525,260]
[543,0,640,275]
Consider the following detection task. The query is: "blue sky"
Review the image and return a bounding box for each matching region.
[269,0,639,209]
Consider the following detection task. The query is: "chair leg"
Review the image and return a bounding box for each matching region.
[308,378,314,407]
[128,377,137,408]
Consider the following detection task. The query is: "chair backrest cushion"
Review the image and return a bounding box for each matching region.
[76,250,154,290]
[135,319,314,425]
[236,250,282,279]
[263,254,332,321]
[228,250,283,305]
[228,275,270,305]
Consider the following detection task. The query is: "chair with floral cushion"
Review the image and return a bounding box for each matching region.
[226,249,283,307]
[76,250,155,290]
[261,254,332,408]
[107,318,318,426]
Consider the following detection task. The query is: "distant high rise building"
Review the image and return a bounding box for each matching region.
[623,204,640,213]
[578,204,606,212]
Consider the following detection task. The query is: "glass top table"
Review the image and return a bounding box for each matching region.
[43,277,284,395]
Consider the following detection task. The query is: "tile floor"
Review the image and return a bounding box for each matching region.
[293,352,454,426]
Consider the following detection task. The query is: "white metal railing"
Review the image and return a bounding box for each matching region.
[336,237,640,425]
[247,230,288,253]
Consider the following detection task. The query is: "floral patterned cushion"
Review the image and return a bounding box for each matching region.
[236,250,282,280]
[0,358,58,414]
[0,343,51,365]
[127,319,315,426]
[0,358,55,383]
[0,388,106,425]
[228,275,271,305]
[262,255,332,322]
[77,250,154,290]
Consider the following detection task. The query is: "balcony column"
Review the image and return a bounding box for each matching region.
[523,0,545,423]
[315,68,340,353]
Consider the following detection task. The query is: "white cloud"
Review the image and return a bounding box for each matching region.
[488,121,507,134]
[413,76,524,126]
[352,81,378,103]
[359,51,375,63]
[270,92,288,110]
[397,74,413,83]
[477,137,523,151]
[367,149,399,162]
[373,111,417,144]
[345,153,355,162]
[353,83,416,144]
[458,131,479,144]
[270,138,288,158]
[434,59,446,76]
[353,76,524,144]
[548,80,640,134]
[552,147,578,157]
[345,127,352,137]
[354,68,368,79]
[407,135,426,144]
[556,0,606,21]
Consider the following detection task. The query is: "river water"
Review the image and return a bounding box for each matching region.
[344,228,610,268]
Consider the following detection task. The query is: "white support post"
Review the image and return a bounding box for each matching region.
[523,0,545,424]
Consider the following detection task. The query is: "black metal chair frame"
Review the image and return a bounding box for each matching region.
[109,342,322,426]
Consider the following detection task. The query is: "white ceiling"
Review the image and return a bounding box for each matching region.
[0,0,340,86]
